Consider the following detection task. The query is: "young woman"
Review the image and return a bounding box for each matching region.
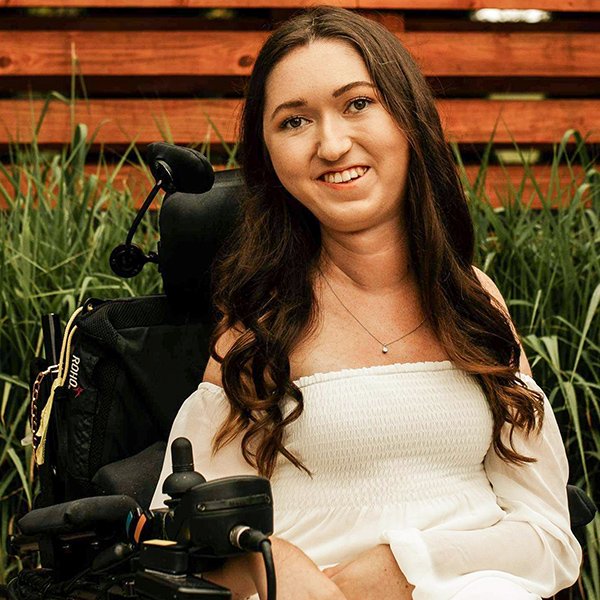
[151,7,581,599]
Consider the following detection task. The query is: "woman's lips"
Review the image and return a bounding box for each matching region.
[318,167,370,188]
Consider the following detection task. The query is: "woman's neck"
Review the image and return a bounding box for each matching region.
[319,224,411,293]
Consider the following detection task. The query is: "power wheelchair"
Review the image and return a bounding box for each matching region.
[6,144,597,600]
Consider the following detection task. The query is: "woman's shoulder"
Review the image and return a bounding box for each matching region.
[472,266,507,308]
[202,325,244,386]
[471,266,532,377]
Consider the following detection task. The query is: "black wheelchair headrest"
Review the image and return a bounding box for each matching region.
[158,168,243,314]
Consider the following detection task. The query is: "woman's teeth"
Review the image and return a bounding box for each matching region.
[323,166,368,184]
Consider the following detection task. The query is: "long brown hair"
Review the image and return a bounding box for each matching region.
[210,6,543,478]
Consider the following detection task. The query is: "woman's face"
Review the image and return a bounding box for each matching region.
[262,39,410,235]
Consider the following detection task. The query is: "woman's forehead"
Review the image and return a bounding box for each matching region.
[263,39,372,110]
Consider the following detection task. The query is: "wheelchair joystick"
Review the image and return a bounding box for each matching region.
[162,437,206,508]
[134,437,277,599]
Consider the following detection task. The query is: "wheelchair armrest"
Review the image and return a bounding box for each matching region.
[567,484,597,529]
[92,441,166,510]
[18,495,140,536]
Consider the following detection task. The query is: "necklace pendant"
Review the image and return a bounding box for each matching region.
[382,345,389,354]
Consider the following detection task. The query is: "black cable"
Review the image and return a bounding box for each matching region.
[230,528,277,600]
[6,571,62,600]
[91,547,139,575]
[259,539,276,600]
[60,568,92,594]
[5,578,21,600]
[7,549,138,600]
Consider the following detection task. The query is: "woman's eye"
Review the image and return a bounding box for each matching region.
[281,116,307,130]
[348,97,372,113]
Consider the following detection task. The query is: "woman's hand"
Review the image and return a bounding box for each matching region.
[205,536,347,600]
[254,537,348,600]
[323,544,414,600]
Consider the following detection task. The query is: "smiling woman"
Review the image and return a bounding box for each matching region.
[150,6,582,600]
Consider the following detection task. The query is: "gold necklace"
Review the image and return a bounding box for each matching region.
[320,270,427,354]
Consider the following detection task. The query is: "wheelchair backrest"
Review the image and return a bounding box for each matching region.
[159,168,243,315]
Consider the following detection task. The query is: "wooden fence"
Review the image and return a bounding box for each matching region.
[0,0,598,206]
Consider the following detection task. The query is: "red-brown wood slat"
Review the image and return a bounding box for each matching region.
[357,0,598,9]
[1,31,598,78]
[0,31,269,77]
[461,165,588,208]
[1,0,598,11]
[437,99,599,144]
[408,33,599,78]
[0,165,587,210]
[0,99,597,145]
[0,99,241,144]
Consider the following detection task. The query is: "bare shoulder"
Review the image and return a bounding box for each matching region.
[202,325,244,387]
[472,266,532,377]
[473,266,510,312]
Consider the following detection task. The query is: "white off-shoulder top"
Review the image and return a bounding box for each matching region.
[150,361,582,600]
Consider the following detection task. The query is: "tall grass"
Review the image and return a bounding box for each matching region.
[0,119,598,597]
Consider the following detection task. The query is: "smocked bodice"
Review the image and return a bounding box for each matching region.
[272,360,494,509]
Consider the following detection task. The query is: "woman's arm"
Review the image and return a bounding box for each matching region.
[323,545,414,600]
[205,537,348,600]
[373,385,581,600]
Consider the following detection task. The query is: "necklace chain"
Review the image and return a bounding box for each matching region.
[320,270,427,354]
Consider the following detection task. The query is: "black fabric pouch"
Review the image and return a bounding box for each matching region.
[43,295,212,504]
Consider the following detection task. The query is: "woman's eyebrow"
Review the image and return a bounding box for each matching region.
[332,80,374,98]
[269,80,375,122]
[270,99,308,122]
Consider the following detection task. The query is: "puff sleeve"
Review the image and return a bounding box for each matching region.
[150,382,256,510]
[383,374,582,599]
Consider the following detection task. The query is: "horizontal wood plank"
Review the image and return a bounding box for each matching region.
[1,31,598,78]
[0,164,587,210]
[437,99,599,144]
[0,99,242,145]
[357,0,598,9]
[0,99,597,145]
[408,33,599,78]
[1,0,598,11]
[0,31,269,77]
[461,165,587,208]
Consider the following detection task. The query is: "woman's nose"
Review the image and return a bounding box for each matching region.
[316,120,352,162]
